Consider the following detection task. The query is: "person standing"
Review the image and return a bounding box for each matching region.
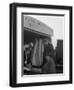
[42,39,56,74]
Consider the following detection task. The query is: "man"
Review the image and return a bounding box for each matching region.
[42,39,56,74]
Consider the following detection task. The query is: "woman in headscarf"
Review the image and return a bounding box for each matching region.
[31,38,44,74]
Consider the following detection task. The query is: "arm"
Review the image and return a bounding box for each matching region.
[42,55,56,74]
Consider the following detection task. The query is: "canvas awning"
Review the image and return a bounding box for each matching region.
[24,16,53,36]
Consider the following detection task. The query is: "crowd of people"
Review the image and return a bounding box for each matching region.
[23,37,57,75]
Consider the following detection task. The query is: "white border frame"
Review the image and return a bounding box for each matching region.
[16,7,70,84]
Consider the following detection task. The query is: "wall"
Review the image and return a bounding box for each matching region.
[0,0,74,90]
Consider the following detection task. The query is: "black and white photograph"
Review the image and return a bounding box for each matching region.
[22,14,63,75]
[10,3,72,87]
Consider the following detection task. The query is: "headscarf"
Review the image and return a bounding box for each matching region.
[31,39,44,66]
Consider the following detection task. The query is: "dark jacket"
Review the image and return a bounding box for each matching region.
[42,43,56,74]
